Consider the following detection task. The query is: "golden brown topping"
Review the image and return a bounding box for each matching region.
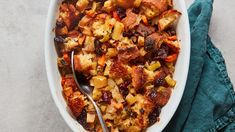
[55,0,181,130]
[90,75,108,89]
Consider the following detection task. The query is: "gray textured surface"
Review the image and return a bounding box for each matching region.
[0,0,234,131]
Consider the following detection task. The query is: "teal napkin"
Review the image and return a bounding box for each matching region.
[164,0,235,131]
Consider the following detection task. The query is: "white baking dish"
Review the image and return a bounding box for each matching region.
[45,0,190,131]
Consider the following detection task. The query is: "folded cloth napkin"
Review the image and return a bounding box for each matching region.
[164,0,235,131]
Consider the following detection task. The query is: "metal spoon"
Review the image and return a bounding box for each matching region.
[71,51,109,132]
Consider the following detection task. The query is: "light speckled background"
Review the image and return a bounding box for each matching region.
[0,0,234,131]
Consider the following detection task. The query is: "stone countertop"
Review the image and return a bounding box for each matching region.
[0,0,234,131]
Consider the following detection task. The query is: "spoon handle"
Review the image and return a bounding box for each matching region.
[87,96,109,132]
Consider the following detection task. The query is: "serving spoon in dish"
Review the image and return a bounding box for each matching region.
[71,50,109,132]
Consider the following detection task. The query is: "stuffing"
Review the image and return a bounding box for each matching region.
[55,0,181,131]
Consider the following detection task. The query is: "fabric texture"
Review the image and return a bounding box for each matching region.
[164,0,235,131]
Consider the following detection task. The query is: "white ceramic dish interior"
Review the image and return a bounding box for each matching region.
[45,0,191,131]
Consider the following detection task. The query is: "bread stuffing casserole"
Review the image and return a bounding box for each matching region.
[54,0,181,131]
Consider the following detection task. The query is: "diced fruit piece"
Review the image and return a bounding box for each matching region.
[90,76,108,89]
[104,60,112,76]
[126,93,137,105]
[92,87,102,100]
[87,112,96,123]
[111,86,125,103]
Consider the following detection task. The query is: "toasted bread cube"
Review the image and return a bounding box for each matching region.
[158,10,181,31]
